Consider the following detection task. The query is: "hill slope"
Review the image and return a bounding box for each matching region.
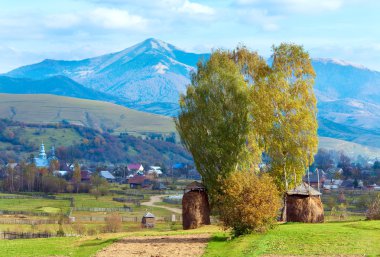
[0,94,175,134]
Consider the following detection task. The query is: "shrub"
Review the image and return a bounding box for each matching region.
[366,193,380,220]
[217,171,281,237]
[87,227,99,236]
[103,213,122,233]
[72,224,86,235]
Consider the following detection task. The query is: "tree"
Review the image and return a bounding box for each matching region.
[90,173,109,199]
[338,152,352,178]
[24,163,37,192]
[73,163,81,193]
[49,159,60,174]
[175,50,254,201]
[217,171,280,236]
[314,148,334,171]
[266,43,318,192]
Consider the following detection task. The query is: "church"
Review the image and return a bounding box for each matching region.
[34,142,58,168]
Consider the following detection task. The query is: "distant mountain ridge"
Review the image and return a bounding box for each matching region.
[5,38,208,106]
[2,38,380,154]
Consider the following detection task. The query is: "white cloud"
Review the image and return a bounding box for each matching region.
[240,8,281,31]
[45,14,82,29]
[234,0,344,14]
[90,8,148,29]
[176,0,215,15]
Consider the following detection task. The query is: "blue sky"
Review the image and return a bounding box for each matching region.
[1,0,380,72]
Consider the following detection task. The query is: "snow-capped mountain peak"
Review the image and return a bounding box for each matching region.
[314,58,369,70]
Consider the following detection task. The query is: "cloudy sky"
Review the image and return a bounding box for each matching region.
[1,0,379,72]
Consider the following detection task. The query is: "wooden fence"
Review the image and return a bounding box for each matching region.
[75,215,181,223]
[0,231,54,240]
[112,197,141,205]
[72,207,133,212]
[0,219,59,225]
[0,210,56,217]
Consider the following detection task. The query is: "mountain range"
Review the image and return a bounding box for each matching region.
[1,38,380,155]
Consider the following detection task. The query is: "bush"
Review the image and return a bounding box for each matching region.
[87,227,99,236]
[103,213,122,233]
[72,224,86,235]
[217,171,281,237]
[366,193,380,220]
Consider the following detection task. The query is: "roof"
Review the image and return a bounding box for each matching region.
[81,170,92,180]
[6,163,18,169]
[127,163,143,171]
[287,182,322,196]
[173,163,186,169]
[143,212,155,218]
[100,170,115,180]
[185,181,206,191]
[147,169,163,175]
[54,170,68,176]
[128,175,147,184]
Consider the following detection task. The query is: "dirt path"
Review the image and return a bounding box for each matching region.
[95,234,210,257]
[141,195,182,214]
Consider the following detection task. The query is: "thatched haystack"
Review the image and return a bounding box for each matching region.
[141,212,155,228]
[286,182,324,223]
[182,181,211,230]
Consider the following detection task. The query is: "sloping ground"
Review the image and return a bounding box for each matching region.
[0,94,175,134]
[95,234,210,257]
[204,221,380,256]
[319,136,380,158]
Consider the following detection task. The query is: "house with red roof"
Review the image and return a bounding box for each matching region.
[127,163,144,173]
[128,174,152,189]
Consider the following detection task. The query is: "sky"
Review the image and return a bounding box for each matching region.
[1,0,380,72]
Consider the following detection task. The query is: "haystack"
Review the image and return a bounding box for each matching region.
[141,212,155,228]
[286,182,324,223]
[182,181,211,230]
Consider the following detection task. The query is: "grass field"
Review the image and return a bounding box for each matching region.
[204,220,380,256]
[1,221,379,257]
[0,225,219,257]
[0,197,70,214]
[0,94,175,134]
[9,127,83,147]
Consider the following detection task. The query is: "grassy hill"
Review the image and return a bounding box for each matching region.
[0,94,175,134]
[1,94,380,159]
[0,121,191,165]
[319,136,380,159]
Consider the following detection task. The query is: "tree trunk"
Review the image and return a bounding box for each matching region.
[280,194,287,222]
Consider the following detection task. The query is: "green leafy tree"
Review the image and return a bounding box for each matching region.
[175,50,253,201]
[90,173,109,199]
[73,163,81,193]
[176,44,318,225]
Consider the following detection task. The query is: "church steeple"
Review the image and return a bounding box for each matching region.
[39,142,47,160]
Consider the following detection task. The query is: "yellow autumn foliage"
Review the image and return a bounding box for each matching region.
[217,171,281,236]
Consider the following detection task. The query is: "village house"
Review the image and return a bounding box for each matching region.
[99,170,116,182]
[80,170,92,182]
[128,174,152,189]
[147,166,163,176]
[127,163,144,174]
